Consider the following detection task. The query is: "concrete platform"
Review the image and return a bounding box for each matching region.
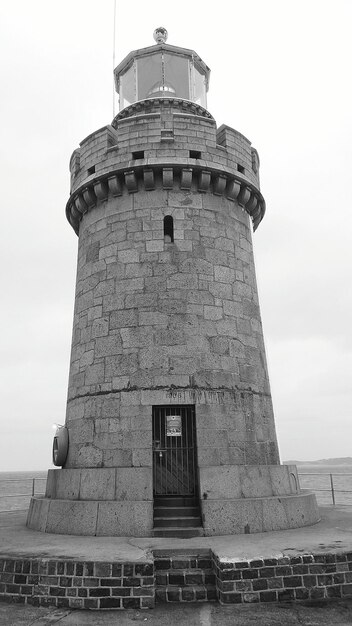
[1,505,352,610]
[1,506,351,562]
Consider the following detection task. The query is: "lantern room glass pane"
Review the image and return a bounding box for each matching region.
[192,66,207,108]
[137,53,163,100]
[137,52,190,101]
[119,64,136,109]
[163,54,189,100]
[117,49,208,110]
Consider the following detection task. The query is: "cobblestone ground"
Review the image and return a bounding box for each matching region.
[1,600,352,626]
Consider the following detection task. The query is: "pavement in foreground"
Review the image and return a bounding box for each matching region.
[1,505,352,623]
[1,505,352,561]
[2,600,352,625]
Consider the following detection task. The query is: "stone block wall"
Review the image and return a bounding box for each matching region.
[29,96,316,538]
[64,180,278,471]
[69,100,260,195]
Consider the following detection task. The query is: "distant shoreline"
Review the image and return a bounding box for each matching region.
[284,457,352,466]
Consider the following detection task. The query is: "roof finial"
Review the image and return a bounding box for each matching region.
[153,27,168,44]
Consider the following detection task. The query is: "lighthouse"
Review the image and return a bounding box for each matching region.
[27,28,318,537]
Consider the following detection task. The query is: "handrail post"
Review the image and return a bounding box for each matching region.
[32,478,35,497]
[330,473,335,505]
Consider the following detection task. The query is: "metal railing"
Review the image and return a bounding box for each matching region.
[298,473,352,505]
[0,477,47,512]
[1,474,351,510]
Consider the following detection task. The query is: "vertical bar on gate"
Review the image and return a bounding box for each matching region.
[191,406,195,495]
[191,406,194,494]
[159,407,161,494]
[166,406,169,494]
[161,407,164,495]
[184,406,187,494]
[181,406,184,494]
[186,406,188,494]
[157,410,160,495]
[176,409,182,495]
[152,409,155,495]
[330,473,335,505]
[32,478,35,496]
[185,406,188,494]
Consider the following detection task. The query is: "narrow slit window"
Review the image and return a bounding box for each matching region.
[132,150,144,160]
[164,215,174,243]
[87,165,95,176]
[237,164,245,174]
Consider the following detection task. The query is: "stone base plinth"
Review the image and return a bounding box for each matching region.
[201,491,320,536]
[26,467,154,536]
[45,468,152,501]
[27,496,153,536]
[27,466,319,537]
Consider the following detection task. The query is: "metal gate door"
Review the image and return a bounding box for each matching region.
[152,405,198,496]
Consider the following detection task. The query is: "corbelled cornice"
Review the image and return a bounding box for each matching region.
[112,98,214,126]
[66,161,265,235]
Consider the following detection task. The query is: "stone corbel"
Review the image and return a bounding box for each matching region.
[162,168,173,189]
[245,193,258,215]
[213,175,227,196]
[180,168,193,190]
[237,186,251,208]
[252,203,263,230]
[82,187,96,209]
[107,175,122,197]
[74,194,88,214]
[143,168,155,191]
[252,203,262,221]
[226,180,241,201]
[70,203,81,221]
[94,180,109,201]
[124,171,138,193]
[68,213,77,230]
[198,170,211,192]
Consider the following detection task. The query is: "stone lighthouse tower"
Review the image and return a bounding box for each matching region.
[28,28,318,537]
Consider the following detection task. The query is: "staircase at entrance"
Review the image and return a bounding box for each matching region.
[153,496,203,538]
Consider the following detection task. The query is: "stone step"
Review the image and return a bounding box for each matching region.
[155,584,217,603]
[154,550,213,570]
[154,506,200,517]
[154,516,202,528]
[154,496,198,507]
[152,526,204,538]
[156,568,216,587]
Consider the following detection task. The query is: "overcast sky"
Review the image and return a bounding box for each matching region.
[0,0,351,471]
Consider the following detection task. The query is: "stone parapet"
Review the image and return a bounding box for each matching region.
[67,98,264,234]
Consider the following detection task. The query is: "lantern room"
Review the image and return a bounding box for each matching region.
[114,27,210,111]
